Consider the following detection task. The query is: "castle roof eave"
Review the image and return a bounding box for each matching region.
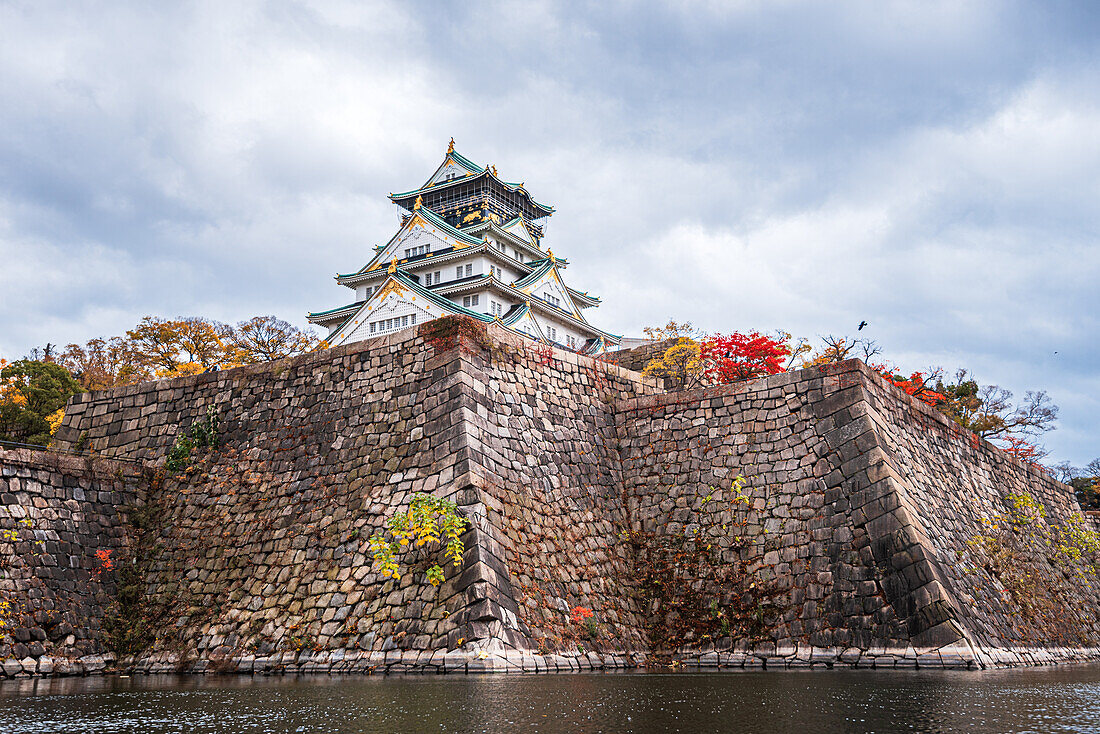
[353,205,485,275]
[325,269,495,346]
[390,166,555,218]
[336,242,538,287]
[307,300,367,325]
[432,276,620,342]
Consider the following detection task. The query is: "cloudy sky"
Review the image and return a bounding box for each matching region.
[1,1,1098,465]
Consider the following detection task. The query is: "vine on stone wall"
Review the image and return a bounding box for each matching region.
[166,406,219,473]
[0,516,42,644]
[369,493,467,587]
[965,491,1100,643]
[626,475,782,664]
[101,469,168,656]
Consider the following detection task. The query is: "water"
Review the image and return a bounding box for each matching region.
[5,667,1100,733]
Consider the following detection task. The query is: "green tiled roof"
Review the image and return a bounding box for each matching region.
[391,272,494,323]
[308,300,365,319]
[390,149,554,215]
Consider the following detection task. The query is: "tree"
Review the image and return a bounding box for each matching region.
[641,323,795,389]
[228,316,320,364]
[60,337,149,391]
[642,338,703,389]
[642,320,701,342]
[699,331,791,383]
[873,365,946,408]
[803,335,882,367]
[125,316,232,377]
[933,370,1057,440]
[0,359,80,447]
[1056,458,1100,509]
[933,369,1058,462]
[176,317,230,369]
[641,321,704,389]
[125,316,188,374]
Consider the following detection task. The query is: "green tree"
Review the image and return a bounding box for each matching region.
[0,360,81,447]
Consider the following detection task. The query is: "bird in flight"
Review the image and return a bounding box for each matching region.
[858,320,868,331]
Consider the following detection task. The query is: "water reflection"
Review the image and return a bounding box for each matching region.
[4,667,1100,733]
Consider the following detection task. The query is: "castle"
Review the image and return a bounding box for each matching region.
[307,141,619,354]
[2,148,1099,678]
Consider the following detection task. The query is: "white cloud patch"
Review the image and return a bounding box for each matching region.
[0,1,1097,465]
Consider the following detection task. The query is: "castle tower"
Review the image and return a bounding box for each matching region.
[307,141,619,354]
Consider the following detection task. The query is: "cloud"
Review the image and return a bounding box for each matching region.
[0,1,1097,465]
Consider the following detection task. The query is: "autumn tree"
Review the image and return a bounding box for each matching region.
[125,316,233,377]
[60,337,149,391]
[228,316,320,364]
[176,317,231,369]
[1049,458,1100,508]
[642,320,700,343]
[932,369,1058,462]
[0,359,80,447]
[641,321,794,389]
[641,321,704,389]
[803,335,883,367]
[699,331,791,383]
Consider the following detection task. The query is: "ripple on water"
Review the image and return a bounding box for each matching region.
[4,667,1100,733]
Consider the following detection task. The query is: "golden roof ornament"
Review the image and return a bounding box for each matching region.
[491,165,498,176]
[547,249,555,261]
[388,257,397,274]
[413,195,423,210]
[447,137,455,154]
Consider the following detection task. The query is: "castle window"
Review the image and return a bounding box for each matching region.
[465,264,473,277]
[370,322,376,334]
[456,266,463,279]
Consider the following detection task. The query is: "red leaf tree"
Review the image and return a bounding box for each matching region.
[872,365,947,408]
[699,332,791,384]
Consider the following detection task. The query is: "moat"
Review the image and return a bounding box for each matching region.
[5,667,1100,733]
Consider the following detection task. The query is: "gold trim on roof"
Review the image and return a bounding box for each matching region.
[377,278,406,300]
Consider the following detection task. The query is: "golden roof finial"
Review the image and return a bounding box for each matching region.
[388,257,397,274]
[413,195,423,210]
[491,164,498,176]
[547,249,555,261]
[447,137,455,154]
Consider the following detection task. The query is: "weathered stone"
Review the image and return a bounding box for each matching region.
[2,325,1096,678]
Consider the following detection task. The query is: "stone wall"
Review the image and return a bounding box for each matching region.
[0,449,144,677]
[47,320,661,674]
[5,322,1094,677]
[858,366,1100,663]
[599,338,676,374]
[616,361,1100,669]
